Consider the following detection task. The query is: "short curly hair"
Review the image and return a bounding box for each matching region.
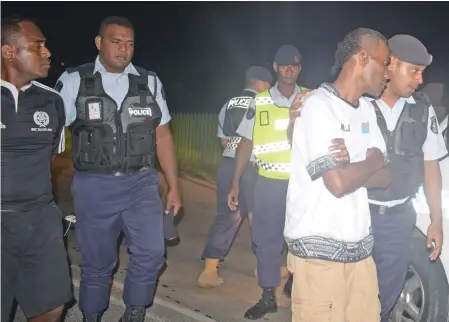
[332,28,386,76]
[1,15,36,46]
[99,16,134,36]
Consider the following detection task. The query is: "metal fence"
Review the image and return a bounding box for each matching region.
[63,112,222,179]
[170,112,221,179]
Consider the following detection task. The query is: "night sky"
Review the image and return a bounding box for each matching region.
[2,1,449,113]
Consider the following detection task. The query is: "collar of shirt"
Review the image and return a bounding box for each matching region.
[1,80,36,112]
[243,88,258,95]
[93,56,140,77]
[371,95,416,107]
[371,96,417,131]
[269,82,303,106]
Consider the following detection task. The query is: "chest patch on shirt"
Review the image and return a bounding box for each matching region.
[340,123,351,132]
[361,122,369,134]
[31,111,52,132]
[430,116,438,134]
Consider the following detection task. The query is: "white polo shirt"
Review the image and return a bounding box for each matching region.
[284,87,387,263]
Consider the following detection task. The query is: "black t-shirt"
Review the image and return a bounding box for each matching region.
[1,80,66,212]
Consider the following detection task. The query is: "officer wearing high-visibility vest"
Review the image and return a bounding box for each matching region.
[228,45,308,320]
[197,66,272,288]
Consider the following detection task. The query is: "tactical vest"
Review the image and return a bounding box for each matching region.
[222,89,257,152]
[69,63,162,174]
[368,92,429,201]
[252,87,308,180]
[223,89,257,137]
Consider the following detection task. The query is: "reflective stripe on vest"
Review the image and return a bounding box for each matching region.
[255,159,290,173]
[253,141,291,155]
[226,136,241,150]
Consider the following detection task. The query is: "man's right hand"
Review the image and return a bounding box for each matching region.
[366,148,385,170]
[227,184,240,212]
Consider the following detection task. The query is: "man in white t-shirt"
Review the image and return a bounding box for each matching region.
[285,28,391,322]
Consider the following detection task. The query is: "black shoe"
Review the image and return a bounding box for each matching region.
[119,306,146,322]
[283,274,293,298]
[244,287,277,320]
[83,312,103,322]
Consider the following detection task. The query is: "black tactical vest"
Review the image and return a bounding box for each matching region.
[368,92,430,201]
[69,63,162,174]
[223,89,257,137]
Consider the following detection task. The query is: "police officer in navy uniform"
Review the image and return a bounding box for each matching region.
[55,16,181,322]
[197,66,272,288]
[229,45,309,320]
[367,35,447,321]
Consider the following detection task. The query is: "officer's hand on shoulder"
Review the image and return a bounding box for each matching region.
[290,90,311,119]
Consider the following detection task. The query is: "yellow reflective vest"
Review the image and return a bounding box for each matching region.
[252,87,308,180]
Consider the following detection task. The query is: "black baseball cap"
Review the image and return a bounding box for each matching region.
[245,66,273,83]
[274,45,302,65]
[388,34,433,66]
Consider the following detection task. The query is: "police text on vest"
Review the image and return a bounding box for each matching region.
[129,108,153,117]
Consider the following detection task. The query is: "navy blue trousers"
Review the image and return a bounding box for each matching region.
[370,202,416,322]
[72,170,165,313]
[202,157,257,260]
[252,175,288,288]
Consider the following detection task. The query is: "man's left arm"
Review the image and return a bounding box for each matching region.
[423,106,448,260]
[217,103,229,149]
[152,75,182,215]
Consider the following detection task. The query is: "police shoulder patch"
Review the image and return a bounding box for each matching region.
[246,107,255,120]
[54,80,63,93]
[161,85,166,101]
[430,116,438,134]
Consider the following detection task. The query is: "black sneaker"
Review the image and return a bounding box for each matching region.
[83,311,103,322]
[244,288,277,320]
[119,306,146,322]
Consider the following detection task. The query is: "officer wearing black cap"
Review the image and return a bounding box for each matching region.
[367,34,447,321]
[228,45,309,320]
[197,66,272,288]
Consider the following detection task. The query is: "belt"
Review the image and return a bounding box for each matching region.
[369,200,411,215]
[113,167,150,177]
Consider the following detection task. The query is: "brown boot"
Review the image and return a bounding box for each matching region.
[197,258,223,288]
